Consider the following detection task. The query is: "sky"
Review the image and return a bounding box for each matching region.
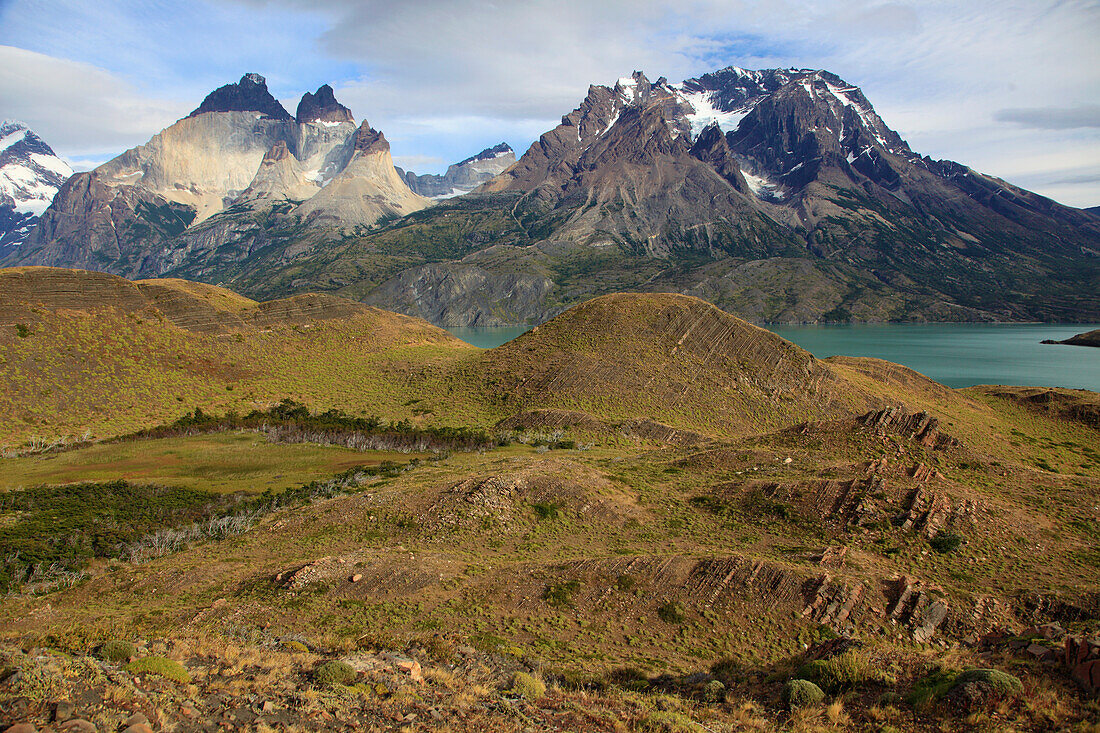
[1,0,1098,207]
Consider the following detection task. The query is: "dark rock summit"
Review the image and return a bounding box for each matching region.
[295,84,354,125]
[189,73,292,120]
[457,142,512,166]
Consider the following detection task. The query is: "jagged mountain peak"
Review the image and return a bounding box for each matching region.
[0,121,72,256]
[189,73,292,120]
[351,121,388,154]
[296,84,354,125]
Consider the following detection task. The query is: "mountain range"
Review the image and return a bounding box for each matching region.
[3,68,1098,324]
[398,142,516,198]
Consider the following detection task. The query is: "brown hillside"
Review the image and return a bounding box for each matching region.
[480,292,877,436]
[0,266,449,336]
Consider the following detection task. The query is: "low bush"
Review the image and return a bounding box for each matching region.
[543,579,581,608]
[930,531,963,554]
[797,650,891,692]
[125,656,190,683]
[657,601,685,624]
[531,501,561,520]
[96,639,135,663]
[314,660,357,686]
[509,672,547,699]
[641,710,702,732]
[782,678,825,710]
[951,668,1023,696]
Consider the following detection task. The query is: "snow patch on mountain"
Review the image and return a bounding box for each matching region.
[674,88,750,139]
[0,121,73,253]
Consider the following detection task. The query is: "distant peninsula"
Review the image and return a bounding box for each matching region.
[1043,328,1100,347]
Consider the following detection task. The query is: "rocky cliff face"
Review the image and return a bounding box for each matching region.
[292,122,430,226]
[0,121,72,257]
[399,143,516,198]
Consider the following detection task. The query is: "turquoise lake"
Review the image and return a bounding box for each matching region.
[446,323,1100,391]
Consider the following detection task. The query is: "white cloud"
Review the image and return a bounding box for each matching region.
[0,45,189,159]
[1,0,1097,204]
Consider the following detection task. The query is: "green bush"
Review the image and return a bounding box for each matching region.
[509,672,547,699]
[781,679,825,710]
[702,679,726,702]
[877,691,903,706]
[531,502,561,520]
[314,660,357,686]
[543,579,581,608]
[641,710,702,732]
[15,323,30,338]
[930,531,963,554]
[657,601,685,624]
[125,656,190,683]
[951,668,1023,697]
[96,639,135,663]
[797,650,890,692]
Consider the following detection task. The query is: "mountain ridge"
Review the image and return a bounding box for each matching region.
[5,66,1098,325]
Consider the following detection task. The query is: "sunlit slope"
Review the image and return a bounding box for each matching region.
[478,292,881,435]
[0,267,478,444]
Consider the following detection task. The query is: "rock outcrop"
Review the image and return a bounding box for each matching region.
[236,140,319,204]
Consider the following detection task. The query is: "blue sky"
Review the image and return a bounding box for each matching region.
[1,0,1098,206]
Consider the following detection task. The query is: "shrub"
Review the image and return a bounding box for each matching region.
[15,323,30,338]
[509,672,547,699]
[930,531,963,554]
[907,667,959,708]
[657,601,685,624]
[702,679,726,702]
[952,668,1023,696]
[543,579,581,608]
[283,640,309,653]
[531,501,561,520]
[96,639,135,663]
[877,691,903,706]
[782,679,825,710]
[314,660,357,686]
[798,650,890,692]
[125,656,190,683]
[641,710,702,732]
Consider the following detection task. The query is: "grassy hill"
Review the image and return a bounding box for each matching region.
[1,267,1099,731]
